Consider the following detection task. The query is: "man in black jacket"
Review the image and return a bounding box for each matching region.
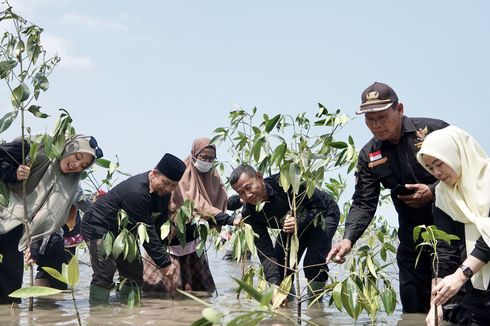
[326,82,449,313]
[230,164,340,299]
[81,153,185,304]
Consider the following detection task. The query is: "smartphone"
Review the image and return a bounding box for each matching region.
[392,184,415,196]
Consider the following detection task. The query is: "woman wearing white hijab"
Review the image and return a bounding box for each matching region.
[417,125,490,325]
[0,134,102,304]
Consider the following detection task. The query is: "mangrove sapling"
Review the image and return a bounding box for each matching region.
[180,278,317,326]
[101,210,148,305]
[413,224,460,326]
[212,106,356,323]
[9,253,83,326]
[325,213,398,324]
[0,3,61,310]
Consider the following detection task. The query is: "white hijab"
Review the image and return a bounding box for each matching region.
[417,125,490,290]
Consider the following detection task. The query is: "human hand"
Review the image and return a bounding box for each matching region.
[23,248,36,266]
[425,303,443,326]
[16,165,30,181]
[326,239,352,264]
[432,269,467,306]
[399,183,433,208]
[282,215,296,234]
[161,261,178,293]
[95,189,107,198]
[233,214,242,227]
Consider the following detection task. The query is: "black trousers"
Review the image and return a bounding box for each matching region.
[443,286,490,325]
[34,233,68,290]
[85,238,143,289]
[397,242,432,313]
[274,221,331,283]
[0,225,23,304]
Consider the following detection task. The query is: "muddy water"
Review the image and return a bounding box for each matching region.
[0,247,428,325]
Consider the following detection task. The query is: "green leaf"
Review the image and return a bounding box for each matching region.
[176,289,212,307]
[41,267,67,285]
[112,231,126,259]
[160,220,171,240]
[11,82,30,107]
[227,312,265,326]
[138,224,148,244]
[381,288,396,315]
[265,114,281,133]
[272,274,292,308]
[0,60,17,79]
[28,105,49,118]
[0,110,18,134]
[251,137,265,163]
[202,307,222,324]
[102,231,114,258]
[190,317,213,326]
[366,254,378,279]
[33,72,49,91]
[289,164,300,194]
[0,181,10,207]
[233,277,262,302]
[126,233,137,263]
[243,224,256,253]
[260,287,274,306]
[330,141,348,149]
[66,255,79,287]
[332,282,343,311]
[289,234,298,269]
[95,158,111,168]
[127,289,136,308]
[9,286,63,298]
[413,225,423,242]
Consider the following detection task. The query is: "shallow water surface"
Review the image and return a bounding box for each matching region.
[0,248,429,325]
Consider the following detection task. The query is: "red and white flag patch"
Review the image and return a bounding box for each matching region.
[368,150,382,162]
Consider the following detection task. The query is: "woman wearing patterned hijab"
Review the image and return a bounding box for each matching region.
[0,134,102,304]
[143,137,237,294]
[417,126,490,325]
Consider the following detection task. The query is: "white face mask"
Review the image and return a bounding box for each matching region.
[193,159,213,173]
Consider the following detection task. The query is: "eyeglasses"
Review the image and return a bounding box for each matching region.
[196,154,216,162]
[88,136,104,158]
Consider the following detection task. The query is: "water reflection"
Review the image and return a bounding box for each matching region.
[0,248,429,325]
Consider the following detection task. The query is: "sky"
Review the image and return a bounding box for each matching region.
[1,0,490,223]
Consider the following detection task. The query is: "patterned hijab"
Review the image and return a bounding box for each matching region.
[169,137,228,217]
[0,135,96,250]
[417,126,490,289]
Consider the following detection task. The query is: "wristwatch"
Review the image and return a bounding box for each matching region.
[459,264,474,279]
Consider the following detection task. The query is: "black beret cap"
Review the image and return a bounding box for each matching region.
[156,153,186,181]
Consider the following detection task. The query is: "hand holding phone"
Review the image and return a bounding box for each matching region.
[392,184,416,196]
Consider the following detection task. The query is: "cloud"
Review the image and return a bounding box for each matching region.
[42,34,94,70]
[61,13,128,32]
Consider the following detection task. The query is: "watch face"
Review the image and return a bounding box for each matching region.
[461,265,474,278]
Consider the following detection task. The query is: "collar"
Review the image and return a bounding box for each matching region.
[401,116,417,135]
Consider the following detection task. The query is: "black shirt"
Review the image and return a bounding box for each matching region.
[344,116,449,246]
[242,174,340,284]
[81,172,171,268]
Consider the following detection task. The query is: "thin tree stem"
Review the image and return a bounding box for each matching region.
[71,289,82,326]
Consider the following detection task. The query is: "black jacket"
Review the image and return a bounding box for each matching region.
[242,173,340,284]
[344,116,449,246]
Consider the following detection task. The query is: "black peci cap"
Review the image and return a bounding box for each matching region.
[156,153,186,181]
[357,82,399,114]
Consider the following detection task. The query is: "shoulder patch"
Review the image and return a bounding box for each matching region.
[414,126,429,150]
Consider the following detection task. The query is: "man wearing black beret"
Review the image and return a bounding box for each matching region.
[81,153,186,304]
